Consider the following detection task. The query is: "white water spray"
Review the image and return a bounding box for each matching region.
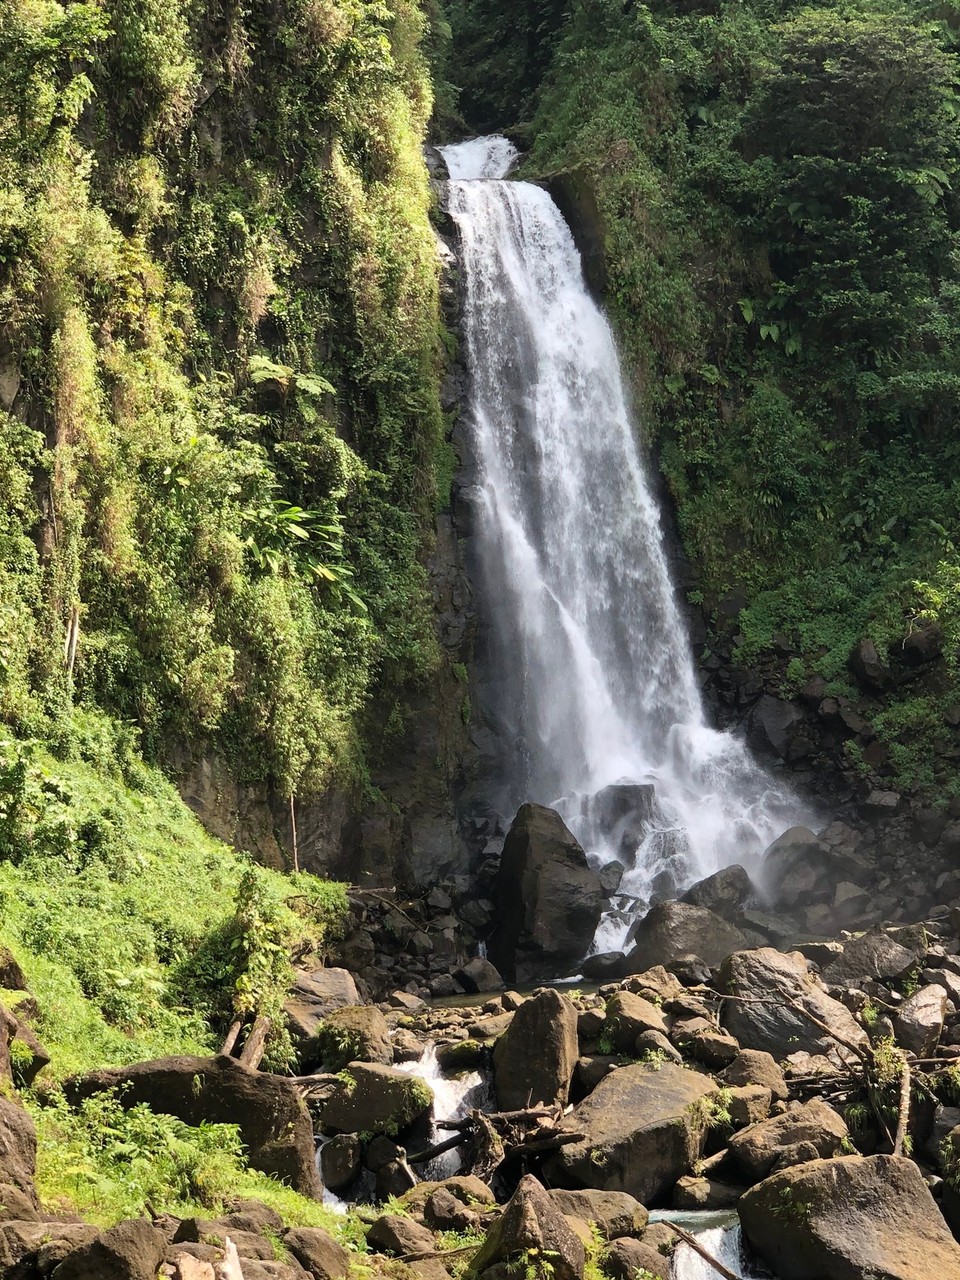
[441,137,808,948]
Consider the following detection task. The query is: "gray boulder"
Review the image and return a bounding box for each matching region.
[314,1005,391,1072]
[682,865,754,919]
[285,968,359,1042]
[720,1049,788,1101]
[455,958,505,994]
[821,926,919,986]
[739,1155,960,1280]
[604,991,667,1051]
[760,826,864,909]
[283,1227,350,1280]
[603,1237,670,1280]
[546,1190,647,1240]
[493,989,578,1110]
[488,805,604,982]
[625,901,748,972]
[728,1099,849,1182]
[718,949,866,1060]
[554,1061,717,1203]
[894,985,947,1057]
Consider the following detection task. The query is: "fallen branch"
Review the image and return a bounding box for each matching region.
[894,1056,911,1158]
[670,1223,741,1280]
[238,1015,272,1069]
[407,1132,469,1165]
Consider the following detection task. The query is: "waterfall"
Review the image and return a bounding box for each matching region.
[673,1223,768,1280]
[441,136,808,950]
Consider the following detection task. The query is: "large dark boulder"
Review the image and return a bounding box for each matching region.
[682,865,754,919]
[51,1218,165,1280]
[553,1061,717,1204]
[820,926,920,987]
[759,825,866,910]
[739,1155,960,1280]
[580,784,656,861]
[625,901,748,972]
[850,637,893,692]
[750,696,809,761]
[65,1056,321,1197]
[718,949,866,1061]
[488,805,603,982]
[493,989,578,1110]
[469,1175,585,1280]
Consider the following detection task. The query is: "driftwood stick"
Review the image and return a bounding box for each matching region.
[894,1057,912,1157]
[407,1132,469,1164]
[221,1018,244,1057]
[238,1015,272,1069]
[507,1132,584,1157]
[437,1108,555,1132]
[671,1223,741,1280]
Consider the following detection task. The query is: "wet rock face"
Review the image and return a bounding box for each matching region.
[739,1155,960,1280]
[487,804,604,982]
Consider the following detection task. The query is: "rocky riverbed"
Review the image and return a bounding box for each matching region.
[7,799,960,1279]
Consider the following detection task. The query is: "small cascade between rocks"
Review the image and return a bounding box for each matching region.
[399,1042,491,1179]
[440,136,811,949]
[671,1221,769,1280]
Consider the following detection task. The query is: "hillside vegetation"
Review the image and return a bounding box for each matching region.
[448,0,960,800]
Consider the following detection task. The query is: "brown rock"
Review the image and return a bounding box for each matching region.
[469,1176,585,1280]
[283,1226,351,1279]
[493,989,578,1110]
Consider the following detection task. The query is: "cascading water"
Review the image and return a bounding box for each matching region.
[671,1222,769,1280]
[399,1042,490,1178]
[441,137,809,949]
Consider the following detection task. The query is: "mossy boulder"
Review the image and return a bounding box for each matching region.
[318,1063,433,1137]
[313,1006,392,1072]
[552,1061,718,1204]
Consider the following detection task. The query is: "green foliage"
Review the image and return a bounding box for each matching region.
[0,726,346,1077]
[30,1087,359,1230]
[0,0,447,805]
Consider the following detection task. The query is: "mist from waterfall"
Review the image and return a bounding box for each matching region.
[441,136,808,949]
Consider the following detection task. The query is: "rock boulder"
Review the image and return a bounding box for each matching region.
[739,1155,960,1280]
[553,1061,717,1203]
[488,805,604,982]
[625,901,748,972]
[718,949,866,1060]
[493,989,578,1110]
[469,1175,585,1280]
[66,1056,321,1197]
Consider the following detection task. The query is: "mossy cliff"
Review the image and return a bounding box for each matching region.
[1,0,470,875]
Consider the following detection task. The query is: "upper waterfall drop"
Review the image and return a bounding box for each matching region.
[441,137,807,948]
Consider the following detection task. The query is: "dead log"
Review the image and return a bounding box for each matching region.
[221,1019,244,1058]
[238,1015,272,1069]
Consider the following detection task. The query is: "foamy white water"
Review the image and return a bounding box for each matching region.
[399,1042,489,1178]
[441,137,808,949]
[674,1223,767,1279]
